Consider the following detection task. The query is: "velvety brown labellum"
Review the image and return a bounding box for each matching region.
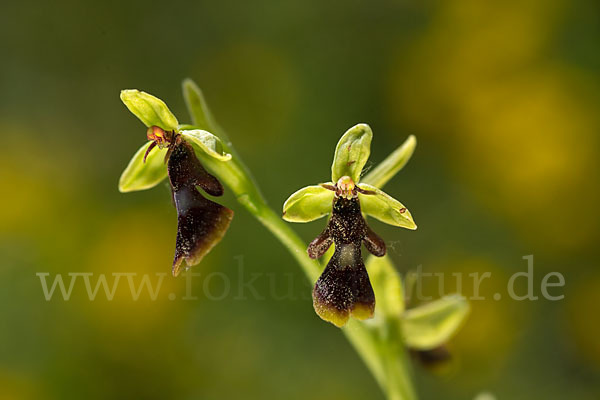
[308,196,385,327]
[167,139,233,276]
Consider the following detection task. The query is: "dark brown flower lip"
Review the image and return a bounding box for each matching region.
[312,243,376,327]
[308,195,386,326]
[166,137,233,276]
[171,184,233,276]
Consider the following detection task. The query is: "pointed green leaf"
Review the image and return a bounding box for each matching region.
[118,142,168,192]
[362,135,416,188]
[367,255,405,317]
[358,183,416,230]
[282,185,334,222]
[182,79,221,135]
[120,90,179,131]
[181,130,232,161]
[331,124,372,183]
[401,294,470,350]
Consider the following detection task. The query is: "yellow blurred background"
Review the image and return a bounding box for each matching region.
[1,0,599,399]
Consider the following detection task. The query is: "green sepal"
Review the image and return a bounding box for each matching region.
[118,141,168,192]
[181,129,232,161]
[362,135,416,188]
[182,79,220,135]
[120,89,179,131]
[367,255,405,317]
[331,124,372,183]
[401,294,470,350]
[357,183,416,230]
[282,185,334,222]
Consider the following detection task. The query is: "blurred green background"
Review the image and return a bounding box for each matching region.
[1,0,600,399]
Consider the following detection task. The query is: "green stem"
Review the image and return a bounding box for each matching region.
[256,207,320,282]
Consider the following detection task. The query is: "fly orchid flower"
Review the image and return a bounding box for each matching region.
[118,90,233,277]
[282,124,417,327]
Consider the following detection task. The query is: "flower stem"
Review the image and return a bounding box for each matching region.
[256,207,321,282]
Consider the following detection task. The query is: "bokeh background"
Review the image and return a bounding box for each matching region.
[1,0,599,399]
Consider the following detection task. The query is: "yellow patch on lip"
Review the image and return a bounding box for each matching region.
[351,302,375,321]
[313,300,350,327]
[312,298,375,326]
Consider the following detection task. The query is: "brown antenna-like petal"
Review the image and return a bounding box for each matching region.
[307,228,333,259]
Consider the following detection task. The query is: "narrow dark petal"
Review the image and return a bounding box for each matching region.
[319,183,337,192]
[307,228,333,259]
[312,243,375,327]
[355,186,376,195]
[168,139,224,196]
[143,141,157,163]
[363,225,386,257]
[171,184,233,276]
